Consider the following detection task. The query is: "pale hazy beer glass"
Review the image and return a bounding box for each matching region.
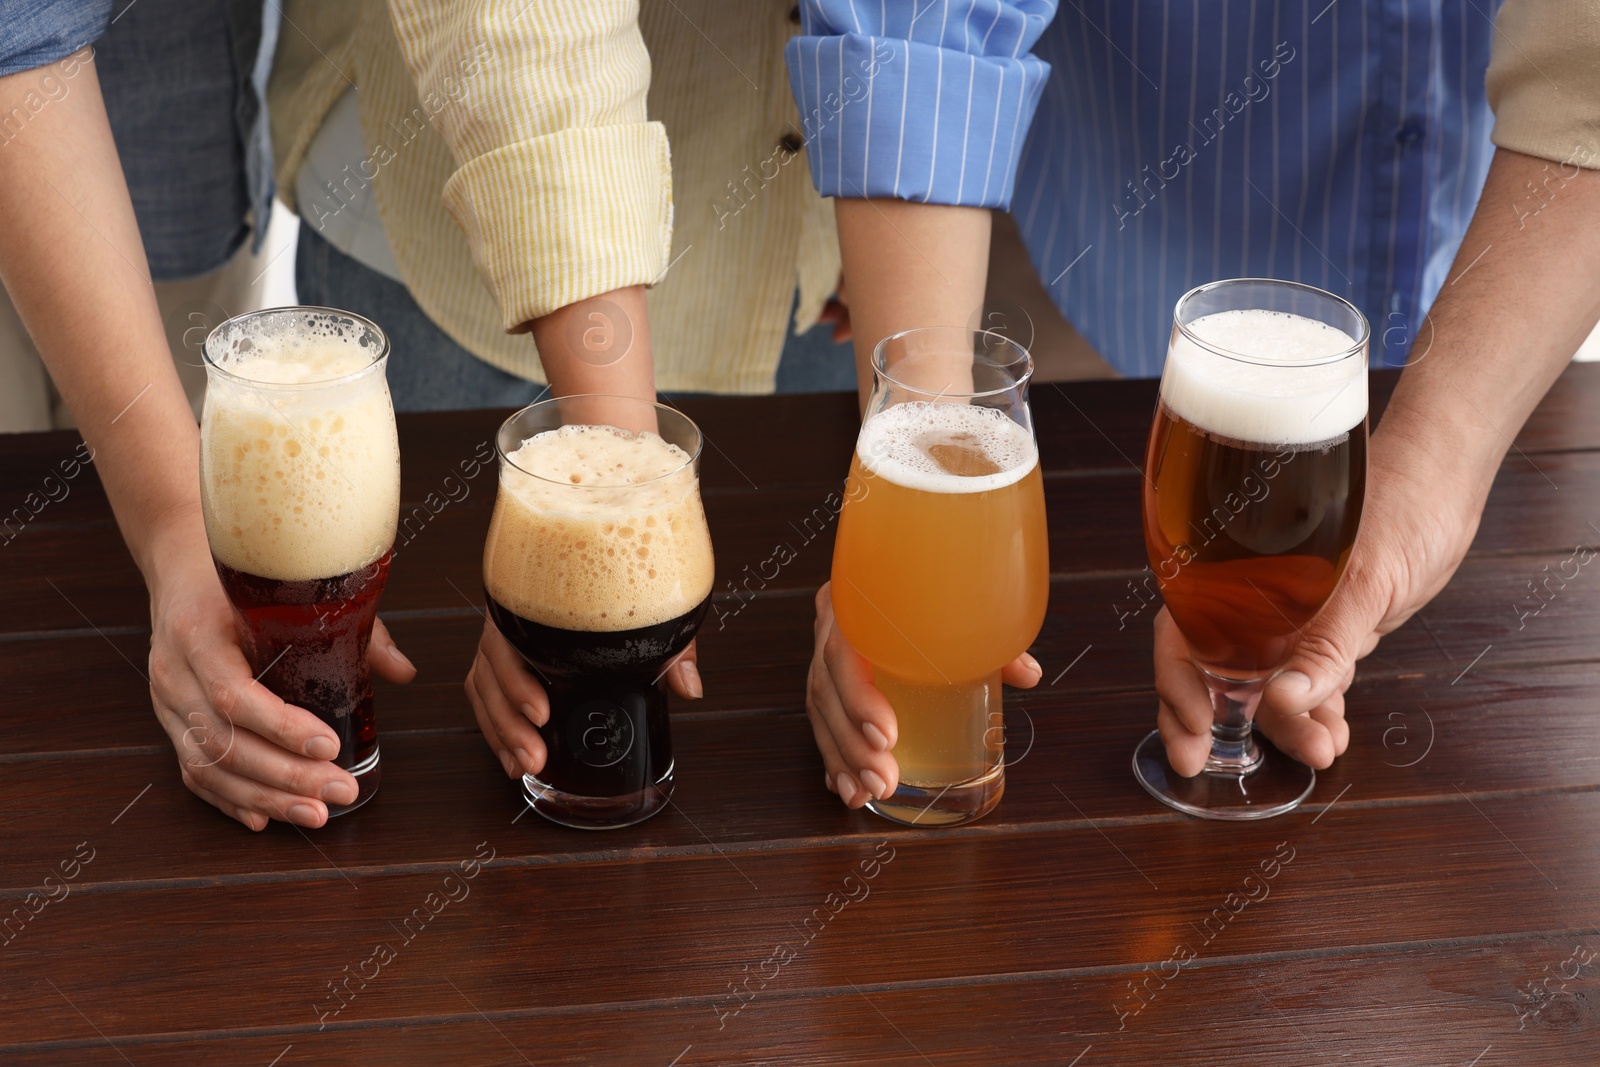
[483,396,714,830]
[1135,279,1369,820]
[200,308,400,815]
[832,328,1049,826]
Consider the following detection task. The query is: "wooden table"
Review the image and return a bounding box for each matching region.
[3,367,1598,1064]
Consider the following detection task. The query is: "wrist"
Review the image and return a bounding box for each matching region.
[136,500,213,601]
[530,286,656,401]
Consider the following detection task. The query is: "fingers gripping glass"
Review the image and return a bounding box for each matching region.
[1134,279,1369,820]
[483,395,714,830]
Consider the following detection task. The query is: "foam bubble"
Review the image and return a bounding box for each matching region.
[856,402,1037,494]
[200,341,399,581]
[484,426,715,632]
[1163,308,1367,446]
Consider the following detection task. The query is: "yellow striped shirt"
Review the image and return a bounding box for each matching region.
[269,1,840,393]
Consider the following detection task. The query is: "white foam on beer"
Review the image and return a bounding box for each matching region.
[1163,309,1366,445]
[856,401,1037,494]
[484,425,715,632]
[200,341,399,582]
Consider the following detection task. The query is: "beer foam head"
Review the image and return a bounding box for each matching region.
[857,401,1038,493]
[200,335,399,582]
[1162,308,1367,445]
[484,425,715,631]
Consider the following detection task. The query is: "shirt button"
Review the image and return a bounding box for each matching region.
[779,133,803,153]
[1395,123,1424,146]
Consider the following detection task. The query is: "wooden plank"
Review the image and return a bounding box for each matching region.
[3,653,1598,890]
[3,542,1597,757]
[3,935,1589,1064]
[1,793,1597,1045]
[9,443,1599,636]
[9,363,1600,538]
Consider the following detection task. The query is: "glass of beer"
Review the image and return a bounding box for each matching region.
[1134,279,1369,820]
[832,328,1049,826]
[483,395,714,830]
[200,308,400,816]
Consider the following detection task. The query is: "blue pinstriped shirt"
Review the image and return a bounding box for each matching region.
[786,1,1500,375]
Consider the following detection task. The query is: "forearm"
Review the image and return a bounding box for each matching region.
[835,199,991,408]
[0,59,205,579]
[1379,148,1600,504]
[529,285,656,403]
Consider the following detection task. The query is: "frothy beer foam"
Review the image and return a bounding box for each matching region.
[857,401,1037,493]
[1164,308,1366,446]
[201,341,399,582]
[484,425,715,632]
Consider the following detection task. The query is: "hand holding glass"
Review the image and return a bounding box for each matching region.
[1135,279,1369,819]
[200,308,400,816]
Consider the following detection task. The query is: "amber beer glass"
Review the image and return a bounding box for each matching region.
[200,308,400,814]
[832,328,1049,826]
[1135,279,1369,819]
[483,396,714,830]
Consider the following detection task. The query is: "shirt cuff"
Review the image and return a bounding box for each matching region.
[442,121,673,331]
[1486,0,1600,170]
[785,34,1050,210]
[0,2,107,78]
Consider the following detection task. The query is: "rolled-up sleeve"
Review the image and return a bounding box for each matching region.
[784,0,1055,209]
[1486,0,1600,170]
[387,1,671,330]
[0,1,110,78]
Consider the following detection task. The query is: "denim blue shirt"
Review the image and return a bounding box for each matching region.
[0,0,275,280]
[787,1,1501,374]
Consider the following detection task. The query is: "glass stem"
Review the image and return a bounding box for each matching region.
[1197,665,1267,777]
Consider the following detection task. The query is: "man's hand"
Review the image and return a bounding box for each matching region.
[465,619,703,780]
[148,519,416,830]
[808,582,1042,807]
[1153,427,1483,775]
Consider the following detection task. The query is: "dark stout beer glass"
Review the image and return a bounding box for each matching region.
[483,396,714,830]
[200,308,400,815]
[1135,279,1369,819]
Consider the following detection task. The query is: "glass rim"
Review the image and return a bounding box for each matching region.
[202,306,390,389]
[872,326,1035,399]
[495,393,704,489]
[1173,279,1371,368]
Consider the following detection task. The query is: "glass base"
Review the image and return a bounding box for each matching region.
[865,761,1005,827]
[1132,730,1313,820]
[327,747,380,817]
[522,758,674,830]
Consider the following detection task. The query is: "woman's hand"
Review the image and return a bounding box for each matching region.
[807,582,1042,808]
[465,619,703,780]
[148,521,416,829]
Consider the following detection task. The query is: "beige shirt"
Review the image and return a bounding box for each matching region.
[270,1,840,393]
[1488,0,1600,169]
